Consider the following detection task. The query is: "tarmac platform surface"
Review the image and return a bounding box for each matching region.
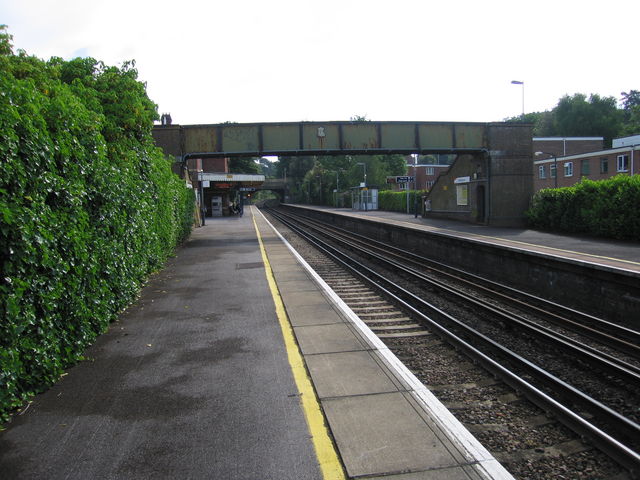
[0,207,516,480]
[0,211,322,479]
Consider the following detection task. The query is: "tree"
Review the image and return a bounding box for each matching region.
[621,90,640,136]
[503,111,556,137]
[0,24,13,55]
[551,94,622,146]
[503,91,640,141]
[228,156,259,174]
[621,90,640,110]
[256,157,277,177]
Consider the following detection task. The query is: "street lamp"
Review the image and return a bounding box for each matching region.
[356,162,367,185]
[535,151,558,188]
[197,170,205,226]
[315,174,323,204]
[330,170,341,207]
[511,80,524,118]
[356,162,367,211]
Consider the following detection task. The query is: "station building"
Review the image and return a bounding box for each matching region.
[152,124,265,222]
[186,157,265,218]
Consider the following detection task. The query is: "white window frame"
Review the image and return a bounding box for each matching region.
[538,165,546,179]
[550,164,557,178]
[617,154,629,172]
[426,166,435,175]
[564,162,573,177]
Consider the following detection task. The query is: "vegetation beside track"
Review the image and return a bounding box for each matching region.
[526,175,640,240]
[0,27,193,422]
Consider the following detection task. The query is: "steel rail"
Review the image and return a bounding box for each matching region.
[277,207,640,358]
[285,212,640,381]
[266,208,640,475]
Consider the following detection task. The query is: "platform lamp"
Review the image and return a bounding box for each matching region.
[198,170,205,226]
[511,80,524,118]
[356,162,367,211]
[535,151,558,188]
[330,170,342,207]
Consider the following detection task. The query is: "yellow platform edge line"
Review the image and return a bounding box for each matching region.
[252,211,346,480]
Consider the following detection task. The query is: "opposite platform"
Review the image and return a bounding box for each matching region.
[296,206,640,274]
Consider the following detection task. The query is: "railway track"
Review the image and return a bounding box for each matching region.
[262,206,640,480]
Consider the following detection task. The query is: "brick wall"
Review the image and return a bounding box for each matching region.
[533,146,640,191]
[533,137,603,157]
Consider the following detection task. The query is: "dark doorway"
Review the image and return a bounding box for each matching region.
[476,185,486,223]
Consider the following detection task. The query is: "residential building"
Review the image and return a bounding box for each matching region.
[532,137,603,157]
[402,154,455,191]
[533,136,639,191]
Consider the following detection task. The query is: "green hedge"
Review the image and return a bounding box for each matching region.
[0,36,193,421]
[525,175,640,240]
[378,190,425,214]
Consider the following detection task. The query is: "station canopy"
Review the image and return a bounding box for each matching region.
[200,173,265,189]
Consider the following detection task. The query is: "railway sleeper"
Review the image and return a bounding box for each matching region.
[443,392,520,410]
[466,414,556,434]
[493,439,591,463]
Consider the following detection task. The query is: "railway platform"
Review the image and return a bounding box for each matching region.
[0,207,513,480]
[300,206,640,273]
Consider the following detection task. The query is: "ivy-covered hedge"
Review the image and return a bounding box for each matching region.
[0,32,193,421]
[525,175,640,240]
[378,190,425,214]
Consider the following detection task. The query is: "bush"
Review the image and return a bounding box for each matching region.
[379,190,425,214]
[0,31,193,421]
[526,175,640,240]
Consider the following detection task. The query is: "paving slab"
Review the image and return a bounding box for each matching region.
[293,323,369,355]
[269,269,315,283]
[282,291,332,308]
[322,392,462,478]
[285,300,346,326]
[367,466,504,480]
[304,351,400,398]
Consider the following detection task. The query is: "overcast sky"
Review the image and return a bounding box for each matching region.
[2,0,639,125]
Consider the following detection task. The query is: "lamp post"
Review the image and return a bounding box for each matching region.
[535,151,558,188]
[282,167,287,203]
[198,170,205,226]
[356,162,367,211]
[316,174,323,204]
[511,80,524,118]
[330,170,341,207]
[356,162,367,185]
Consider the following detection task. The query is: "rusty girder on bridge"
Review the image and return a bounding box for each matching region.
[153,121,493,161]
